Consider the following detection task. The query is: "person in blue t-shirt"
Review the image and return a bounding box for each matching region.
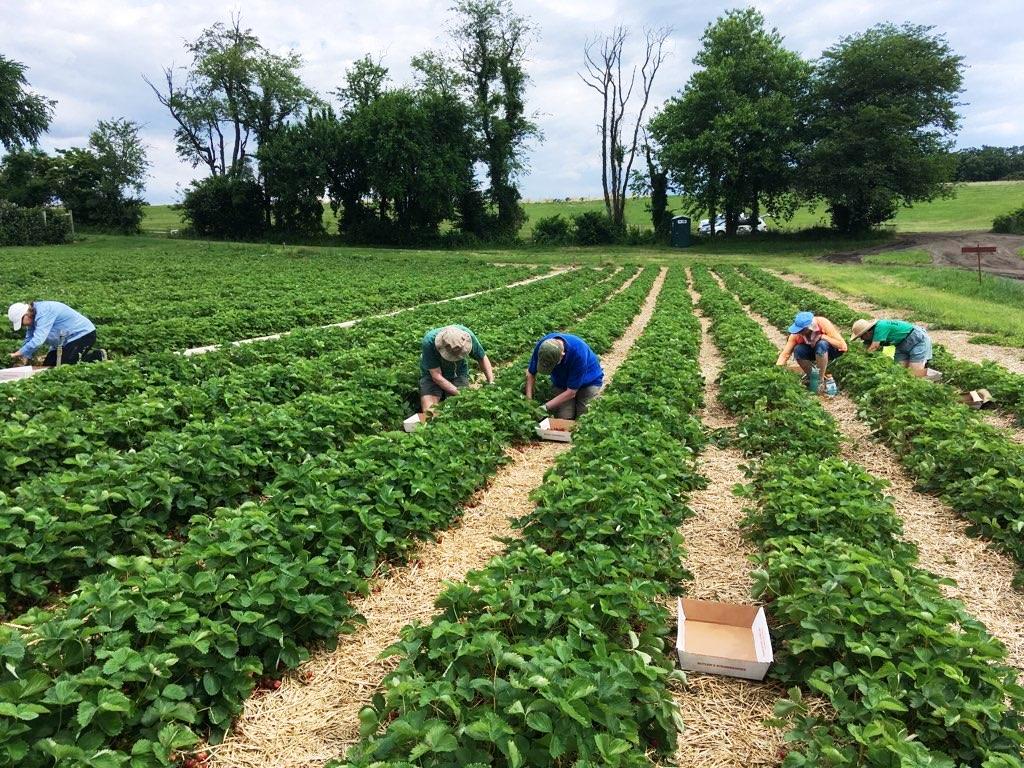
[526,332,604,419]
[7,301,106,367]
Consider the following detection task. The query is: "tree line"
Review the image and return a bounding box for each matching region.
[0,4,1005,243]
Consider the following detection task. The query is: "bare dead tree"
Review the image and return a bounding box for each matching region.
[580,26,670,229]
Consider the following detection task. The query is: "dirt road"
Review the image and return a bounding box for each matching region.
[825,231,1024,279]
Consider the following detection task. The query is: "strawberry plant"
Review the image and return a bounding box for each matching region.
[693,265,1024,767]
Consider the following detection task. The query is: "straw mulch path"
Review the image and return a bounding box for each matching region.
[666,274,789,767]
[981,409,1024,444]
[206,269,668,768]
[768,269,1024,375]
[736,297,1024,678]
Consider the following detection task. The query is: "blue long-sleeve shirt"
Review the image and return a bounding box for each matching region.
[19,301,95,358]
[528,333,604,390]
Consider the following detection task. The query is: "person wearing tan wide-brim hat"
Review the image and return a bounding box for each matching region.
[852,317,933,377]
[419,324,493,412]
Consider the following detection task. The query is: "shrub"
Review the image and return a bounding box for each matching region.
[179,170,266,240]
[1003,170,1024,181]
[992,205,1024,234]
[0,201,71,245]
[531,214,573,245]
[572,211,619,245]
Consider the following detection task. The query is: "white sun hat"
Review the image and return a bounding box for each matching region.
[8,303,30,331]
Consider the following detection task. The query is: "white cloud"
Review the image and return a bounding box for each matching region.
[2,0,1021,203]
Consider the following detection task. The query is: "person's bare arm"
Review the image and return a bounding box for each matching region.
[819,318,848,352]
[866,341,882,352]
[429,367,461,397]
[525,370,535,399]
[776,337,796,366]
[478,355,494,384]
[545,387,577,412]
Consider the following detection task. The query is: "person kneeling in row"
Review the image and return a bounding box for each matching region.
[776,310,847,393]
[852,318,933,376]
[419,324,494,413]
[8,301,106,367]
[525,332,603,419]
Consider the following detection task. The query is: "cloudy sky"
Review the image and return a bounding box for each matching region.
[3,0,1021,204]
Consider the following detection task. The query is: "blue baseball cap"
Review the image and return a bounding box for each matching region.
[788,311,815,334]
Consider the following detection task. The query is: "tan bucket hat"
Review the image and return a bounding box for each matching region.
[851,318,877,341]
[435,325,472,362]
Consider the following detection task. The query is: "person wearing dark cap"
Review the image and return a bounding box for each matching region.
[525,332,604,419]
[775,310,847,392]
[419,324,493,413]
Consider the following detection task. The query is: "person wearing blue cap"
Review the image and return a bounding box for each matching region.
[526,333,604,419]
[775,310,847,392]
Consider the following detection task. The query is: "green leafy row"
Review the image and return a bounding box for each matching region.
[0,262,657,768]
[0,269,630,615]
[691,265,1024,768]
[722,265,1024,576]
[335,267,705,768]
[0,268,603,492]
[1,245,537,355]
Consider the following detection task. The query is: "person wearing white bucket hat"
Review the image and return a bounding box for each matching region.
[418,324,493,413]
[852,318,933,377]
[7,301,106,367]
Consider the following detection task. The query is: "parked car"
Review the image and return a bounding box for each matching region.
[698,214,766,235]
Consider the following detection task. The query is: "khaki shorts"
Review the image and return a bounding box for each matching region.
[419,373,469,400]
[549,385,601,420]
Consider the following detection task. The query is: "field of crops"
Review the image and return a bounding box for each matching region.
[0,246,1022,768]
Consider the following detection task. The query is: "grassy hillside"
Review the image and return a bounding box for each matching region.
[142,180,1024,235]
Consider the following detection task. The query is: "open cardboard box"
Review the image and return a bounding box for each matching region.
[536,417,575,443]
[676,598,773,681]
[402,412,427,433]
[963,388,993,409]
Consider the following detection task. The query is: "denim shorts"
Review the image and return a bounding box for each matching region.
[794,340,844,362]
[418,374,469,399]
[894,327,932,364]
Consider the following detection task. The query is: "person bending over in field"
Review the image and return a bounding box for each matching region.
[775,310,848,393]
[419,324,493,413]
[7,301,106,367]
[525,332,604,419]
[851,318,933,377]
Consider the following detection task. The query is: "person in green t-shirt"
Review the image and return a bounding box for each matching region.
[851,318,933,377]
[419,324,493,412]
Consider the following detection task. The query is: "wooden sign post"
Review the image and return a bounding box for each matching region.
[961,244,998,284]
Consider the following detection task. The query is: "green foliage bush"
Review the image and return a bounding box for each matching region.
[992,204,1024,233]
[179,170,267,240]
[0,201,70,245]
[530,213,573,245]
[571,210,618,245]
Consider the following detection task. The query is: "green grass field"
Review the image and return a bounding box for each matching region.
[141,180,1024,235]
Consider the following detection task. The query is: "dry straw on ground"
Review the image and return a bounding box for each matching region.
[207,268,667,768]
[665,272,787,767]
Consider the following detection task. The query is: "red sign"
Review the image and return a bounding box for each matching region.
[961,245,998,254]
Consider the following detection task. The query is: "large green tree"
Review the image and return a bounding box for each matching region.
[651,8,808,235]
[0,148,58,207]
[0,55,54,151]
[802,23,964,233]
[146,17,314,177]
[451,0,537,236]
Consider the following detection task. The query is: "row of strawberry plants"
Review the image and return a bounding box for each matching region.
[691,264,1024,767]
[0,269,634,615]
[737,266,1024,425]
[6,251,537,355]
[723,265,1024,575]
[0,268,604,491]
[0,261,657,768]
[336,267,706,768]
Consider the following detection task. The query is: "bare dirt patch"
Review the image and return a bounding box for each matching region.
[819,232,1024,279]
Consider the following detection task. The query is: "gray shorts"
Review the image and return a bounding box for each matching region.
[419,373,469,399]
[550,385,601,420]
[894,327,932,364]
